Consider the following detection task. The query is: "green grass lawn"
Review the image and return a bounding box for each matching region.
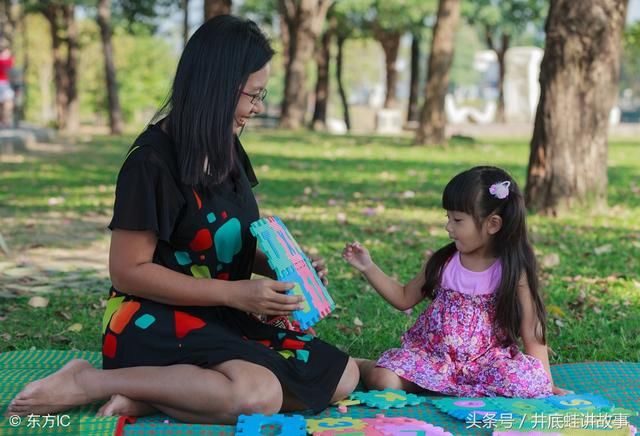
[0,129,638,364]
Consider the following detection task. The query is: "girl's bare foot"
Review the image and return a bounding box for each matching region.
[6,359,96,416]
[97,394,157,417]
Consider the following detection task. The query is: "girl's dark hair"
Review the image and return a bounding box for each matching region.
[422,166,546,345]
[158,15,274,189]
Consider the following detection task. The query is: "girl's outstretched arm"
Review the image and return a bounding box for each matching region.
[518,275,572,396]
[342,242,425,311]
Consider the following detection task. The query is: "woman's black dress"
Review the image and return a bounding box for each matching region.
[102,124,348,412]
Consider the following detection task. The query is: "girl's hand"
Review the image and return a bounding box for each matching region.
[231,279,304,316]
[342,242,373,273]
[310,255,329,285]
[552,385,574,396]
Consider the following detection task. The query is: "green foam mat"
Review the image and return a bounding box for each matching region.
[0,350,122,435]
[0,350,638,435]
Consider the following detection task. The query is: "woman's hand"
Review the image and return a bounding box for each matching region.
[342,242,373,273]
[230,279,303,316]
[552,385,574,396]
[310,255,329,285]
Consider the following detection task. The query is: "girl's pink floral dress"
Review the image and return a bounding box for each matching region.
[376,251,552,398]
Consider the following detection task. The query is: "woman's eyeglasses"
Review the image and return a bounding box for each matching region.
[241,89,268,105]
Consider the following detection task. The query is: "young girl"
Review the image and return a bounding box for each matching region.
[343,166,568,398]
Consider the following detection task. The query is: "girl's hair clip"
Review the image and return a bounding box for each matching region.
[489,181,511,199]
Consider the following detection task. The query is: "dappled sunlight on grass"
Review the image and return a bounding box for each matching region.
[1,129,638,362]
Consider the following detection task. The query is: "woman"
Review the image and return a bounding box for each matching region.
[7,15,359,424]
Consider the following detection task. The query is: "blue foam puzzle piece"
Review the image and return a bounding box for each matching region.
[235,413,306,435]
[544,393,613,410]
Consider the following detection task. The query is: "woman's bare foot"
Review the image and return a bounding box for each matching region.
[97,394,157,417]
[6,359,97,416]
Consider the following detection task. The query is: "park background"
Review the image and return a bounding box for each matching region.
[0,0,638,366]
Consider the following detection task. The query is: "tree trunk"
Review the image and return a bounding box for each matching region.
[62,4,79,132]
[0,0,16,49]
[43,3,79,132]
[43,5,67,130]
[279,0,332,129]
[415,0,460,145]
[17,4,27,123]
[485,28,508,123]
[311,22,333,130]
[278,10,290,113]
[204,0,231,21]
[182,0,189,48]
[97,0,124,135]
[336,34,350,131]
[374,27,401,109]
[525,0,628,214]
[407,33,421,123]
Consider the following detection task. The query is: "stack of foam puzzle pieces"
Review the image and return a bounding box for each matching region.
[250,216,335,330]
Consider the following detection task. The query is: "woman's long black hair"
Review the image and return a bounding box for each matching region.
[421,166,547,345]
[157,15,274,190]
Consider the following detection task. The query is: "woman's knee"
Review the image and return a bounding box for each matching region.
[228,372,283,416]
[332,358,360,401]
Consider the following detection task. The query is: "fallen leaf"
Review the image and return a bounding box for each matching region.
[28,296,49,308]
[353,317,363,327]
[67,323,83,332]
[541,253,560,268]
[547,305,566,318]
[56,310,72,320]
[594,244,612,255]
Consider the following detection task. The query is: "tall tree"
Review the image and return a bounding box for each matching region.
[204,0,230,21]
[415,0,460,145]
[0,0,17,48]
[310,11,335,130]
[97,0,124,134]
[278,0,332,129]
[367,0,435,109]
[525,0,628,214]
[39,1,79,132]
[465,0,546,122]
[406,32,422,123]
[182,0,189,47]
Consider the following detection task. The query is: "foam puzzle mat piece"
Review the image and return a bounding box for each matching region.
[306,417,368,434]
[432,394,618,423]
[350,389,427,409]
[367,416,454,435]
[251,216,335,330]
[235,413,306,435]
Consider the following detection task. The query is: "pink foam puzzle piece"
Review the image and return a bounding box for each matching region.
[367,416,453,436]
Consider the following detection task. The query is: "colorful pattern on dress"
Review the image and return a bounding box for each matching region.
[376,285,553,398]
[248,330,314,363]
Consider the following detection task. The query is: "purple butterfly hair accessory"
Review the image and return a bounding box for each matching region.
[489,181,511,199]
